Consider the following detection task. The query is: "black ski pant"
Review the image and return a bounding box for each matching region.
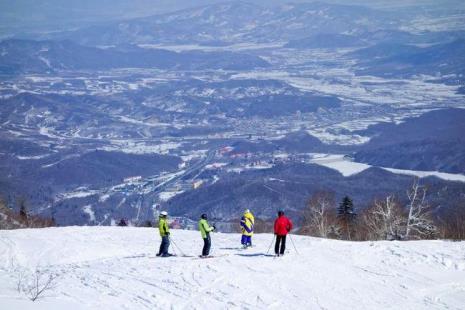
[158,236,170,256]
[275,235,286,255]
[202,234,211,256]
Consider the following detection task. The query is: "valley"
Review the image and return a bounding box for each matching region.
[1,1,464,228]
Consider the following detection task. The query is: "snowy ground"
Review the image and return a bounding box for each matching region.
[1,227,465,309]
[310,154,465,182]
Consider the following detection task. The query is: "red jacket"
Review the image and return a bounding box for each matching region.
[274,215,293,236]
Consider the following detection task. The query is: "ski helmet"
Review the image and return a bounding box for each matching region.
[278,210,284,216]
[201,213,208,220]
[244,209,250,214]
[160,211,168,217]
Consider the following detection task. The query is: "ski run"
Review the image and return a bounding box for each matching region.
[1,227,464,309]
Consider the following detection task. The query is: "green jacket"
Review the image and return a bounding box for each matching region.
[159,217,170,237]
[199,218,214,239]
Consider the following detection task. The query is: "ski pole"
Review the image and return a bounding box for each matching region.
[171,241,178,256]
[170,238,186,256]
[288,234,299,255]
[167,236,177,256]
[169,237,185,256]
[210,223,217,255]
[209,232,214,256]
[266,234,276,255]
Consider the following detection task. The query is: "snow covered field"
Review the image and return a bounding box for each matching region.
[1,227,465,309]
[310,154,465,182]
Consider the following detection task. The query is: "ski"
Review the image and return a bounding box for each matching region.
[156,254,196,258]
[155,254,177,258]
[273,254,286,258]
[194,254,228,259]
[239,246,253,250]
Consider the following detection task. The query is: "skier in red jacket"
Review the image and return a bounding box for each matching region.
[274,210,293,256]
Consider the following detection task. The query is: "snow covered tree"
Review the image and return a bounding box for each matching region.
[302,191,336,238]
[405,178,437,239]
[362,195,406,240]
[337,196,356,240]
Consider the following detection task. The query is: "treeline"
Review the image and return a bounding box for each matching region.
[0,197,55,229]
[300,178,465,241]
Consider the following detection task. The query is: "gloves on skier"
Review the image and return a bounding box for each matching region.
[212,225,216,231]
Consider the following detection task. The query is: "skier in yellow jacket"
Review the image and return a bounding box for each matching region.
[240,209,254,248]
[157,211,173,257]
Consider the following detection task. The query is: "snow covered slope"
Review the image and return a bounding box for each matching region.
[1,227,464,309]
[310,154,465,182]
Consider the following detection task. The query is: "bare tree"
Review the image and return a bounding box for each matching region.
[363,195,406,240]
[1,198,25,229]
[254,218,274,233]
[436,203,465,240]
[326,212,342,239]
[405,178,437,239]
[16,268,58,302]
[0,196,55,230]
[302,191,336,238]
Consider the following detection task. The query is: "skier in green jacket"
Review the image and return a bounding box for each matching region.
[199,213,216,257]
[157,211,173,257]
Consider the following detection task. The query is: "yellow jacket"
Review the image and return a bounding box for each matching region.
[244,211,254,225]
[159,217,170,237]
[240,211,254,236]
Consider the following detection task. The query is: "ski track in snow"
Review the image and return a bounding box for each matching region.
[0,227,464,309]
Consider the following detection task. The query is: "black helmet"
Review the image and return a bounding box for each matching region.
[278,210,284,216]
[201,213,208,220]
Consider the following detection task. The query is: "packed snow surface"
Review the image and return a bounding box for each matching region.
[310,154,465,182]
[1,227,465,309]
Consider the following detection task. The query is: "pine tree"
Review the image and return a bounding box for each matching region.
[337,196,356,240]
[338,196,354,216]
[19,203,28,225]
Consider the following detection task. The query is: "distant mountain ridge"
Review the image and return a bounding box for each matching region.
[354,108,465,174]
[37,1,396,45]
[349,39,465,80]
[285,33,366,49]
[165,162,465,221]
[0,39,270,74]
